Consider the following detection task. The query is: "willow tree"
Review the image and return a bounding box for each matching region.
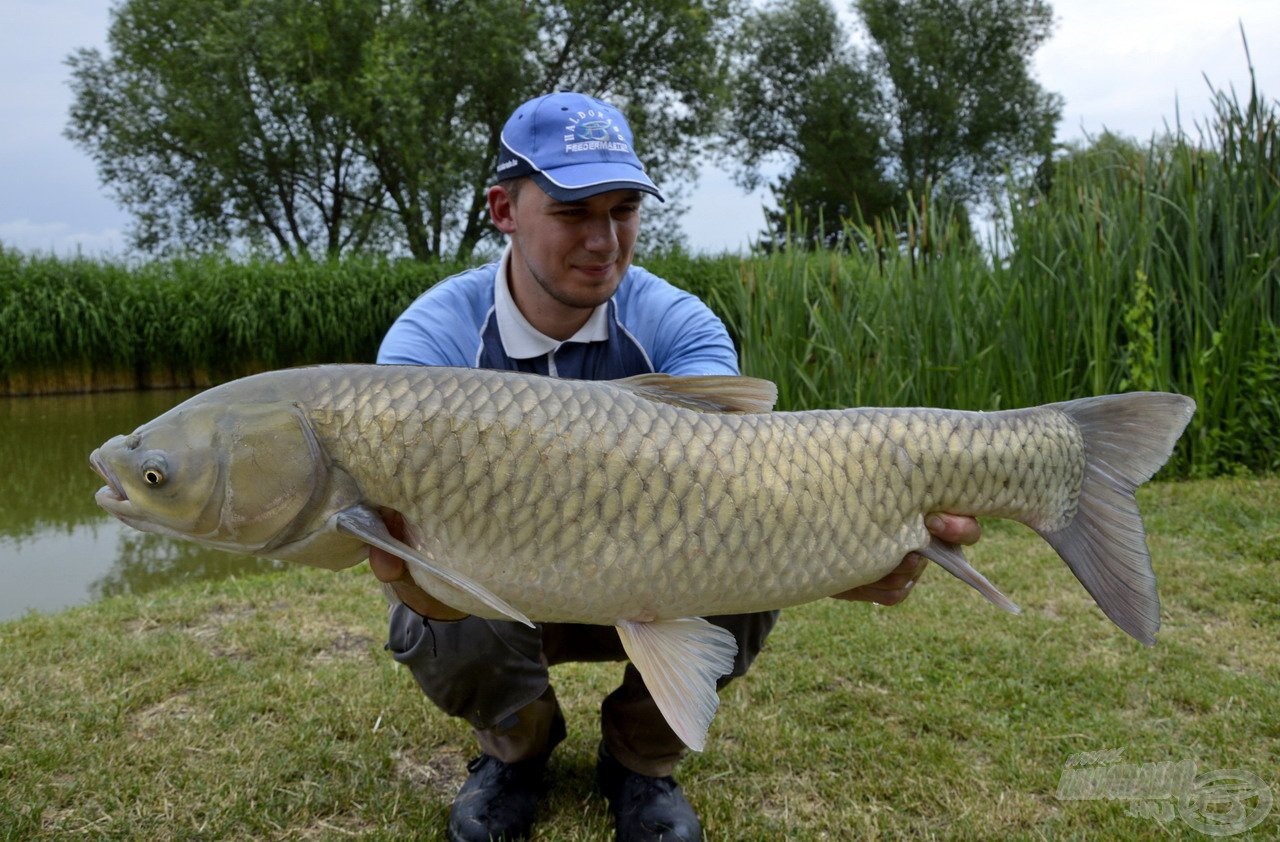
[67,0,737,259]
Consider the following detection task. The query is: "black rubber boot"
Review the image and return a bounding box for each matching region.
[446,753,546,842]
[596,745,702,842]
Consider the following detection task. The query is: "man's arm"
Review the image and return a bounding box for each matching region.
[369,510,469,620]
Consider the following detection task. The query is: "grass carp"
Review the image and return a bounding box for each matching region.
[90,365,1195,749]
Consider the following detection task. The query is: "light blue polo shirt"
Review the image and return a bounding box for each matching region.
[377,246,738,379]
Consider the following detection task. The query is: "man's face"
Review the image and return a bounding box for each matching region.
[490,181,643,312]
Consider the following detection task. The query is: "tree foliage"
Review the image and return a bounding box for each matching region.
[723,0,896,245]
[726,0,1062,244]
[858,0,1062,202]
[67,0,737,260]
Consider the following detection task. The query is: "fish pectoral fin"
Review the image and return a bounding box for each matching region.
[614,374,777,414]
[614,617,738,752]
[336,506,533,628]
[918,537,1021,615]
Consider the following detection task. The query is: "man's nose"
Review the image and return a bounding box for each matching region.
[583,215,618,253]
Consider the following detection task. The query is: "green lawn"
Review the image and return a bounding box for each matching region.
[2,478,1276,839]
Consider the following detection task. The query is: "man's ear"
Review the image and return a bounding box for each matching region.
[488,184,517,234]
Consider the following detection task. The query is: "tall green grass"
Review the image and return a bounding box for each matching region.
[705,76,1279,477]
[1000,77,1279,475]
[0,253,466,393]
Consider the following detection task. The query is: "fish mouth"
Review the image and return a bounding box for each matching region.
[90,449,129,508]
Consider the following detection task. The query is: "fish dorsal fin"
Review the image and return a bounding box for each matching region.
[917,537,1021,615]
[614,374,777,414]
[335,506,533,628]
[614,617,738,751]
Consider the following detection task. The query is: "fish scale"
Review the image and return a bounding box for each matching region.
[290,368,1083,624]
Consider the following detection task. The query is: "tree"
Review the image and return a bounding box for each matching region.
[723,0,897,246]
[67,0,392,258]
[857,0,1062,204]
[67,0,738,260]
[724,0,1062,243]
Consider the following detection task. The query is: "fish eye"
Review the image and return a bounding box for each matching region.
[141,458,168,488]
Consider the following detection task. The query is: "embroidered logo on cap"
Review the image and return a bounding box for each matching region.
[563,109,630,154]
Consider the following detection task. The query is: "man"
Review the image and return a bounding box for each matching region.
[371,91,980,841]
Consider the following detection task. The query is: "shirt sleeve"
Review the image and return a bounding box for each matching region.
[376,280,481,367]
[654,296,739,376]
[629,271,739,376]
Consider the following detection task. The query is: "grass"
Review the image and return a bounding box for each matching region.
[2,477,1276,839]
[680,73,1280,479]
[0,254,469,395]
[699,73,1280,478]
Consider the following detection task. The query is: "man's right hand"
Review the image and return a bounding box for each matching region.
[368,510,469,621]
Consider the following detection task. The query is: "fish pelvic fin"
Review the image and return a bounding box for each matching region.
[614,374,777,414]
[1038,393,1196,646]
[336,506,533,628]
[615,617,738,752]
[918,538,1021,614]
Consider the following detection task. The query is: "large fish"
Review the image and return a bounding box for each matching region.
[90,365,1194,749]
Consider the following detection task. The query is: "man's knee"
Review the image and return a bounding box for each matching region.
[386,605,549,729]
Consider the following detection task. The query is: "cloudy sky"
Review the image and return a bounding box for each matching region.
[3,0,1278,257]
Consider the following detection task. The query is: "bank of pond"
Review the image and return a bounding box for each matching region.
[3,474,1276,836]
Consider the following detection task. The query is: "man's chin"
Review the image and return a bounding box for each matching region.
[562,270,623,303]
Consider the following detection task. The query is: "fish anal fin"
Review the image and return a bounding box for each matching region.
[614,374,777,414]
[918,537,1021,615]
[615,618,738,752]
[336,506,533,628]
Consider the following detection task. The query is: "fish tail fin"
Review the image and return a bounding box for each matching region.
[1034,393,1195,645]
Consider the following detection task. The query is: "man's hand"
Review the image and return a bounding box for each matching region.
[831,513,981,606]
[367,510,469,621]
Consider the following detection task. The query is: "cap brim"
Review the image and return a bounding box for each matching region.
[532,164,665,203]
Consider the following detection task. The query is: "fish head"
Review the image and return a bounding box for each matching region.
[91,400,327,552]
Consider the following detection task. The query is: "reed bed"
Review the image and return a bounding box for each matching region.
[0,253,466,394]
[705,78,1279,478]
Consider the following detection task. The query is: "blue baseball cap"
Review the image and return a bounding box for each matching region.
[495,92,665,203]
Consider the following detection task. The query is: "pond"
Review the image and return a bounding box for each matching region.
[0,390,284,622]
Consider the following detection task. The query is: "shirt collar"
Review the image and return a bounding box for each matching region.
[493,244,611,359]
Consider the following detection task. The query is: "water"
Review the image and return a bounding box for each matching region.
[0,390,283,622]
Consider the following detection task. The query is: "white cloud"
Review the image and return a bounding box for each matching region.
[1037,0,1280,144]
[681,168,775,254]
[0,219,127,258]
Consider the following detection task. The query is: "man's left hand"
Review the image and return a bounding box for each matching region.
[831,513,981,606]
